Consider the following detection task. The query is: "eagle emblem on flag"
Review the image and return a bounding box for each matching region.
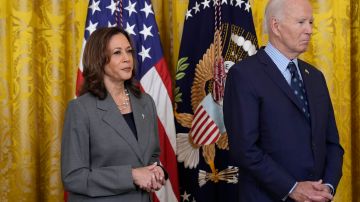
[175,1,258,200]
[175,31,257,187]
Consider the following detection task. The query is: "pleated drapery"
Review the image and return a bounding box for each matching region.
[0,0,359,201]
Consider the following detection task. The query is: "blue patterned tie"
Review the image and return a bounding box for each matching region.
[288,62,311,121]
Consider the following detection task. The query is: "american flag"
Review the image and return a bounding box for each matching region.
[190,95,222,146]
[75,0,179,201]
[175,0,258,201]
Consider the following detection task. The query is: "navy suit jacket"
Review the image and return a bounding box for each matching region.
[223,49,344,201]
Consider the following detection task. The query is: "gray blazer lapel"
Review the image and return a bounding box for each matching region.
[97,94,144,164]
[129,93,150,157]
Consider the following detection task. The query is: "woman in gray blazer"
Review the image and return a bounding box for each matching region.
[61,27,166,201]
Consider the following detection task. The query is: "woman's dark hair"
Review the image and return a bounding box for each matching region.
[79,27,141,99]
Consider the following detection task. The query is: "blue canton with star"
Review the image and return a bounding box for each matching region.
[185,0,252,20]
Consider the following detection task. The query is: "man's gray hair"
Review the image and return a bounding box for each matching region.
[264,0,286,33]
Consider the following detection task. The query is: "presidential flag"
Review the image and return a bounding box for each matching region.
[75,0,179,201]
[174,0,258,201]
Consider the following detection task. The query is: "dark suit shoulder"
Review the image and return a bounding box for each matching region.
[298,60,330,89]
[298,59,323,75]
[228,51,264,77]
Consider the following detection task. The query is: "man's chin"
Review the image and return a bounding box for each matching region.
[298,45,309,53]
[300,42,310,48]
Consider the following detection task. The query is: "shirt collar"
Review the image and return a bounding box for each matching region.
[264,42,299,72]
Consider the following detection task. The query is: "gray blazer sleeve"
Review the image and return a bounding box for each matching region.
[148,95,160,164]
[61,99,136,197]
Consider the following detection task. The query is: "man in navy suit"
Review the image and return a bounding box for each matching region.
[223,0,344,201]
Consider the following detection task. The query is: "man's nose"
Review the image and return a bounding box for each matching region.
[306,22,313,35]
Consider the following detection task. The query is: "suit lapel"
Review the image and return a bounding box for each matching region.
[97,94,145,164]
[129,93,150,157]
[258,50,305,113]
[298,60,317,129]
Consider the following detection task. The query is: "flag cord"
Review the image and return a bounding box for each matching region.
[115,0,123,28]
[213,0,225,104]
[214,0,222,58]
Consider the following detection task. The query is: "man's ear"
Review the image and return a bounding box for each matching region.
[271,17,281,37]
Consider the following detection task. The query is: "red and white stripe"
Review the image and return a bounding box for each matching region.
[140,58,179,202]
[190,105,221,145]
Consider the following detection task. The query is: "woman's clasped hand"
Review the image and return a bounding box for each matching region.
[132,162,166,192]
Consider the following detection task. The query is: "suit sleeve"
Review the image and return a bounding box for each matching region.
[61,99,137,197]
[223,66,297,199]
[320,73,344,192]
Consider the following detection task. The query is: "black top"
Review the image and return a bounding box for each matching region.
[123,112,138,140]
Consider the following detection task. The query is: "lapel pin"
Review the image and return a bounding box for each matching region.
[142,114,145,119]
[305,69,309,74]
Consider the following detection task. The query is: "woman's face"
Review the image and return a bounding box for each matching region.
[104,33,134,83]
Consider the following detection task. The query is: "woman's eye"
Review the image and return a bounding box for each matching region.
[127,49,133,53]
[114,50,121,55]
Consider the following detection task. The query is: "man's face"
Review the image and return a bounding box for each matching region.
[275,0,313,58]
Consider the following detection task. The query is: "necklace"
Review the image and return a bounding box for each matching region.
[116,89,130,111]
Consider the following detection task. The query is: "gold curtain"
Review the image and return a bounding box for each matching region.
[0,0,88,201]
[153,0,189,78]
[0,0,358,201]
